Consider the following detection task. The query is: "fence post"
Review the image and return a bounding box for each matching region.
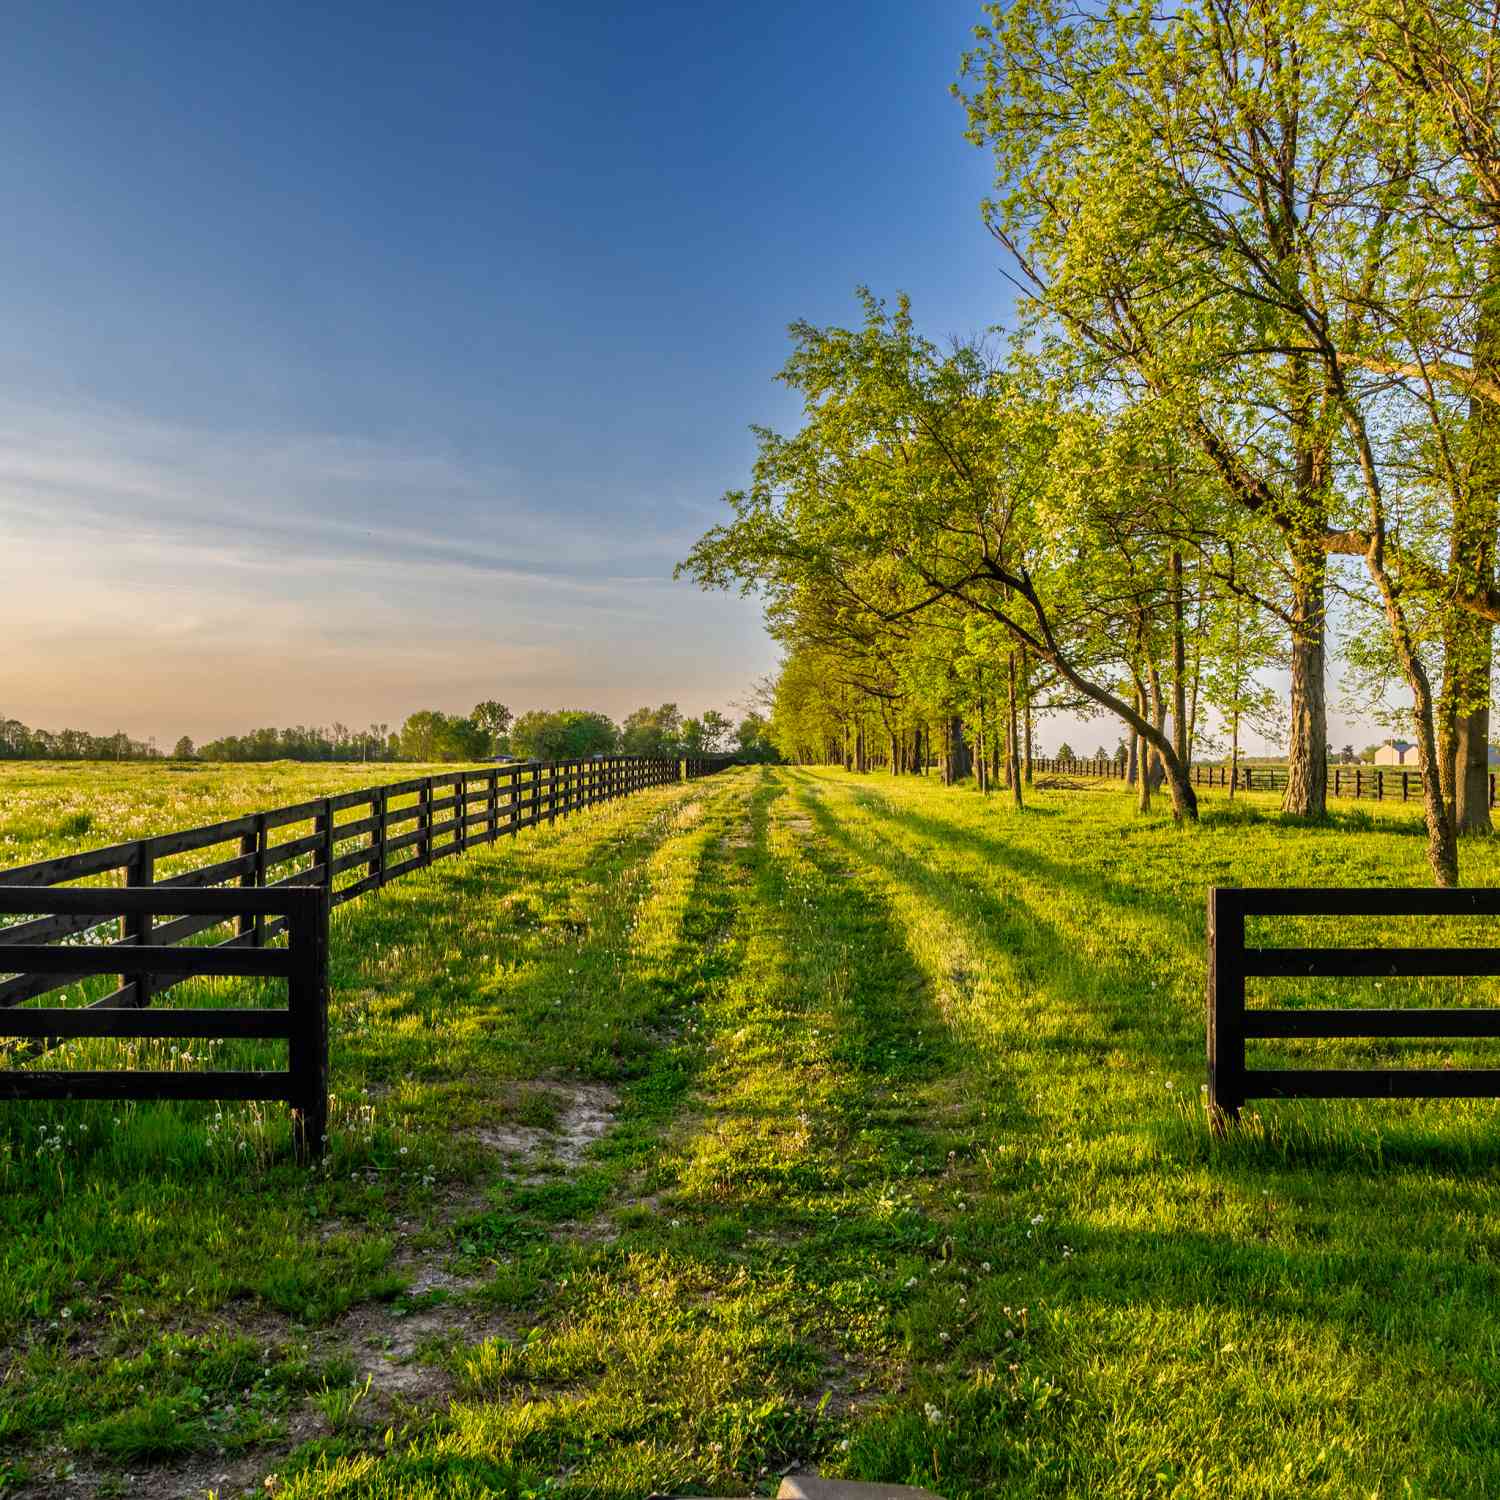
[288,886,330,1164]
[420,778,433,864]
[1205,888,1245,1129]
[319,797,335,894]
[373,789,389,885]
[123,838,156,1007]
[455,776,467,856]
[238,813,268,944]
[1377,768,1384,800]
[488,768,499,840]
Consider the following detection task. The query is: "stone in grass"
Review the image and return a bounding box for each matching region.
[777,1480,945,1500]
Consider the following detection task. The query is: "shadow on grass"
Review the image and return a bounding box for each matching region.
[784,770,1202,1074]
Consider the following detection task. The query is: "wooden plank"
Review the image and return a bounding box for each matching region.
[262,798,328,830]
[1245,1068,1500,1099]
[264,830,323,864]
[156,852,257,889]
[0,882,304,917]
[147,815,258,859]
[0,910,112,947]
[0,1070,296,1101]
[328,787,380,813]
[0,841,137,887]
[1244,946,1500,978]
[383,827,425,858]
[1246,1007,1500,1039]
[0,944,294,978]
[0,969,92,1009]
[0,1007,291,1040]
[1223,887,1500,918]
[330,846,379,877]
[149,910,239,948]
[334,871,382,904]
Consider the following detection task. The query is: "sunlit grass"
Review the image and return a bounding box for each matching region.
[5,765,1500,1496]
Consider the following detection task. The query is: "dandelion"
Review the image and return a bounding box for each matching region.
[938,1331,950,1342]
[980,1261,991,1273]
[924,1402,943,1425]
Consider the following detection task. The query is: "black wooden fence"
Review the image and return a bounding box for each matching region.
[0,754,730,1156]
[0,885,330,1158]
[1033,756,1496,805]
[1206,886,1500,1123]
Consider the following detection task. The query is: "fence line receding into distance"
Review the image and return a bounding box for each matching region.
[0,755,731,1156]
[1029,756,1492,805]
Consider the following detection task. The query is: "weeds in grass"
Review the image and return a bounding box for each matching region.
[7,766,1500,1497]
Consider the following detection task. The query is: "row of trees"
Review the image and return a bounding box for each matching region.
[681,0,1500,885]
[0,720,158,761]
[5,701,775,767]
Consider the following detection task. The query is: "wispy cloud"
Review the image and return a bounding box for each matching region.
[0,397,771,739]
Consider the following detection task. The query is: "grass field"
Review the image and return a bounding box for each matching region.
[0,760,486,869]
[4,764,1500,1498]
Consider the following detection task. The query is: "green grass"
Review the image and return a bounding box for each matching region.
[0,759,486,868]
[5,764,1500,1496]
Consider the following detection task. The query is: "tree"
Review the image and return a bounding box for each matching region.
[1056,742,1076,762]
[698,709,732,754]
[679,294,1204,820]
[510,709,618,761]
[172,736,196,760]
[735,711,779,762]
[957,0,1499,881]
[398,711,489,763]
[620,704,684,756]
[470,701,513,756]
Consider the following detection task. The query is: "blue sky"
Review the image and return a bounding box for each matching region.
[0,0,1027,744]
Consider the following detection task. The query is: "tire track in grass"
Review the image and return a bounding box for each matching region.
[266,773,755,1499]
[267,767,998,1498]
[0,778,722,1500]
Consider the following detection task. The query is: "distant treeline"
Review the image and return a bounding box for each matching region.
[0,721,159,762]
[0,701,778,766]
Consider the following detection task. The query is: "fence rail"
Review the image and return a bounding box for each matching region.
[1206,886,1500,1123]
[1031,756,1495,805]
[0,885,330,1157]
[0,754,730,1156]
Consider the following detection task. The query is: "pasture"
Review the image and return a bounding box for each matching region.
[4,763,1500,1498]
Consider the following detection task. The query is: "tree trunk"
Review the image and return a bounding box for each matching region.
[1454,258,1500,835]
[1008,650,1024,809]
[1171,550,1189,771]
[1146,663,1167,793]
[1283,548,1328,817]
[1437,644,1460,830]
[1230,706,1239,802]
[1135,683,1152,814]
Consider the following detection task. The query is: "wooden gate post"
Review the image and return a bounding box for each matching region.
[122,838,156,1008]
[288,886,331,1164]
[1206,888,1245,1130]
